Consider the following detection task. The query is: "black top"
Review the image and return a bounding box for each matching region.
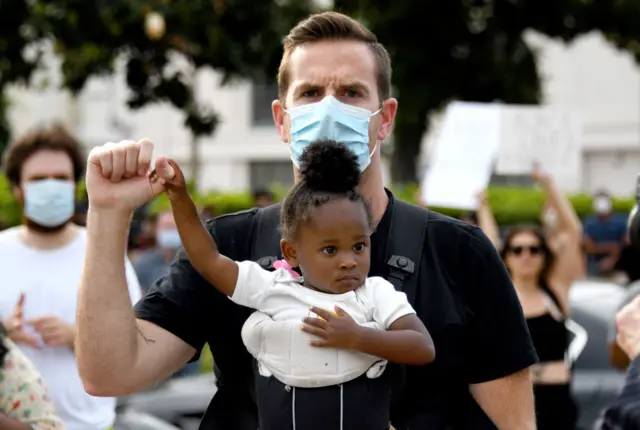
[134,190,538,430]
[526,289,569,363]
[526,314,568,363]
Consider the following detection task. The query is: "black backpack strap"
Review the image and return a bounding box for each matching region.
[385,199,429,306]
[250,203,283,270]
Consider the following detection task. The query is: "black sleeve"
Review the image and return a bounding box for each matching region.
[461,226,539,384]
[601,356,640,429]
[133,211,257,359]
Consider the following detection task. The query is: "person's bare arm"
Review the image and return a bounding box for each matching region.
[353,314,435,365]
[470,368,536,430]
[161,162,239,297]
[536,168,582,238]
[583,235,622,255]
[0,414,32,430]
[476,191,501,250]
[77,209,195,397]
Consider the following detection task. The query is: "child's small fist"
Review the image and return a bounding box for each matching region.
[149,157,186,191]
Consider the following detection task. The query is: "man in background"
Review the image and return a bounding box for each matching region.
[252,189,274,208]
[600,294,640,428]
[132,209,201,377]
[0,122,142,430]
[584,191,628,277]
[134,210,182,295]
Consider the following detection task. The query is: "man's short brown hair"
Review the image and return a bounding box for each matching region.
[2,122,86,185]
[278,11,392,103]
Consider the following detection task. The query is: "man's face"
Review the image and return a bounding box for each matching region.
[15,149,76,232]
[155,211,181,251]
[593,194,613,217]
[254,195,273,208]
[272,40,397,174]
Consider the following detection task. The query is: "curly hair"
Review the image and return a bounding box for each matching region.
[280,139,373,240]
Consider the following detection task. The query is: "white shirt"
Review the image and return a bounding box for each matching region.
[0,227,142,430]
[234,260,415,388]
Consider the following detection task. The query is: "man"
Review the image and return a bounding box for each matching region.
[599,295,640,429]
[252,189,274,208]
[133,210,182,294]
[584,190,628,277]
[76,12,537,430]
[133,209,201,377]
[0,123,142,430]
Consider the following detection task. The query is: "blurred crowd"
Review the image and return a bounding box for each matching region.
[421,165,639,287]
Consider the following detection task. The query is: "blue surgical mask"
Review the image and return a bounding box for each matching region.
[23,179,75,227]
[157,229,182,250]
[286,96,381,171]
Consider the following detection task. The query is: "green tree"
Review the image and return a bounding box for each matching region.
[334,0,640,183]
[0,0,313,165]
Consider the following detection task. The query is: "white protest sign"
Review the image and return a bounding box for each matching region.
[496,105,583,191]
[421,102,502,210]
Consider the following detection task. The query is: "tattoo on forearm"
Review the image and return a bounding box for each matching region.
[137,327,156,344]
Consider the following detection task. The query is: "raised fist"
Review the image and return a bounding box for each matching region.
[85,139,175,213]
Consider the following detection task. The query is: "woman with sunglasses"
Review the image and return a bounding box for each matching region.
[477,164,583,430]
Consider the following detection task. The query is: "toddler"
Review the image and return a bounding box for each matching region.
[151,139,435,430]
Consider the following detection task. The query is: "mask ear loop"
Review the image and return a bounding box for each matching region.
[367,104,385,159]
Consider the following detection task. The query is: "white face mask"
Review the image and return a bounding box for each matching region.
[593,197,612,215]
[24,179,75,227]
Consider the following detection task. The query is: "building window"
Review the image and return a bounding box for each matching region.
[251,81,278,127]
[249,160,293,191]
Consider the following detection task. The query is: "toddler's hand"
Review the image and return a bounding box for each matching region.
[301,306,363,349]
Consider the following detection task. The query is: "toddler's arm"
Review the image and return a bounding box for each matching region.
[354,314,435,366]
[354,277,435,365]
[153,158,239,297]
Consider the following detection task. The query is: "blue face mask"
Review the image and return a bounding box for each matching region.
[23,179,75,228]
[286,96,381,171]
[157,229,182,250]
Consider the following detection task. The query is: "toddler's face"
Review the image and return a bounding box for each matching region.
[293,199,371,294]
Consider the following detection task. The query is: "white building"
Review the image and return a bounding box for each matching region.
[6,30,640,195]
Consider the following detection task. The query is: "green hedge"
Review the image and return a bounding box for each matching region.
[135,183,639,226]
[0,174,636,227]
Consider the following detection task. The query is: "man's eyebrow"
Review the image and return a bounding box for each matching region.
[293,80,371,92]
[294,82,321,93]
[339,81,370,92]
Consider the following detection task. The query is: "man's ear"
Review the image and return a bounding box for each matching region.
[12,184,23,204]
[272,99,289,143]
[377,97,398,141]
[280,239,298,267]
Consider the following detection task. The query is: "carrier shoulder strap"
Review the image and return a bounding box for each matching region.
[385,199,430,306]
[250,203,283,270]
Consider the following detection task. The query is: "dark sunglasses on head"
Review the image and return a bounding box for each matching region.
[508,245,542,256]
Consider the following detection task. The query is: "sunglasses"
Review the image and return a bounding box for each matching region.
[507,245,542,256]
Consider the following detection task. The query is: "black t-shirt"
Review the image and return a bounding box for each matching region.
[134,191,538,429]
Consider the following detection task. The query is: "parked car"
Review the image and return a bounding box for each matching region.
[121,278,630,429]
[570,279,628,429]
[117,373,216,429]
[113,407,181,430]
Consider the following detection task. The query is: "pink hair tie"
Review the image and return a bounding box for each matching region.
[273,259,301,278]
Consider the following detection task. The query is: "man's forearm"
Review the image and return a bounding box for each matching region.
[76,208,140,393]
[0,413,32,430]
[470,368,536,430]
